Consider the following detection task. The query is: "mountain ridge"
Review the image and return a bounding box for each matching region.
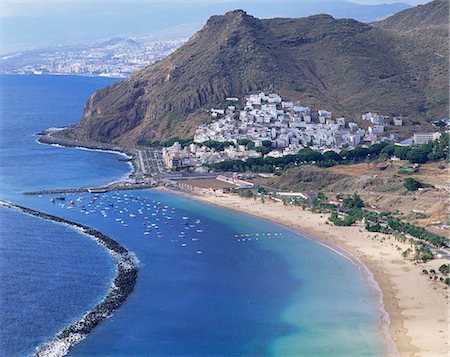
[75,1,448,146]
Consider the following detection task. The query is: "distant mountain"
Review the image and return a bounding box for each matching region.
[3,1,411,54]
[75,1,448,145]
[375,0,448,30]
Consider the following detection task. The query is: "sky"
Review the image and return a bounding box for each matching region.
[1,0,430,17]
[0,0,432,54]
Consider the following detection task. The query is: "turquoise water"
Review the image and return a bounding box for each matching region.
[0,75,386,356]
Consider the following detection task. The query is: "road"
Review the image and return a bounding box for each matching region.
[137,149,166,177]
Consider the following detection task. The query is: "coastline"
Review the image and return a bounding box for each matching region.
[157,186,449,357]
[32,134,448,355]
[36,140,135,184]
[36,131,139,181]
[0,200,139,357]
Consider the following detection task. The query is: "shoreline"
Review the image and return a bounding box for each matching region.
[157,186,448,356]
[287,227,397,356]
[36,131,139,181]
[30,134,448,355]
[0,200,139,357]
[37,140,135,184]
[157,186,398,356]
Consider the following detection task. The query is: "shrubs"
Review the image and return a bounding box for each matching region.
[231,188,254,198]
[328,212,356,226]
[138,136,194,148]
[342,193,365,208]
[439,264,449,275]
[387,217,449,247]
[414,243,434,262]
[403,178,426,191]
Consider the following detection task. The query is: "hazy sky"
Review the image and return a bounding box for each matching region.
[1,0,431,54]
[2,0,430,17]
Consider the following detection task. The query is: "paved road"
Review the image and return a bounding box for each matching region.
[137,149,166,177]
[326,191,447,202]
[137,150,148,175]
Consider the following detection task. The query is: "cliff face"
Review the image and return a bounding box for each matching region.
[76,2,449,146]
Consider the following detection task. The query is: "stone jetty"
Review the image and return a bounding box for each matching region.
[0,200,139,357]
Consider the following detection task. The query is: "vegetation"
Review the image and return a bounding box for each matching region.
[328,212,357,226]
[209,134,448,173]
[403,177,428,191]
[439,264,449,275]
[200,140,234,151]
[209,147,325,172]
[387,217,449,247]
[413,243,434,263]
[230,188,254,198]
[138,137,194,148]
[381,134,448,164]
[342,193,365,209]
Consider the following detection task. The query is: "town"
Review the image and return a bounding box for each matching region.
[1,37,185,77]
[161,92,444,171]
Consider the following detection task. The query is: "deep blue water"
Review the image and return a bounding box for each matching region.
[0,75,386,356]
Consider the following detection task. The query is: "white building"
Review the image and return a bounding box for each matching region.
[393,117,403,126]
[413,132,441,145]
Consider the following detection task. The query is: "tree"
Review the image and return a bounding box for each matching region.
[368,142,388,156]
[402,248,412,258]
[246,141,256,150]
[261,140,272,148]
[403,178,424,191]
[237,139,252,146]
[202,140,234,151]
[393,146,410,160]
[297,147,323,162]
[323,151,342,162]
[256,146,270,155]
[345,147,370,161]
[381,144,397,157]
[439,264,449,275]
[407,147,430,164]
[343,193,365,208]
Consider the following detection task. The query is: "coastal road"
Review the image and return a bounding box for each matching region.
[137,150,148,175]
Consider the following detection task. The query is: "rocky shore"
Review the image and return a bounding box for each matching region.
[37,128,135,156]
[37,128,140,179]
[0,200,139,357]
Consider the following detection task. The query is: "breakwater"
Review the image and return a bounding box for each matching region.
[23,181,158,196]
[0,200,138,357]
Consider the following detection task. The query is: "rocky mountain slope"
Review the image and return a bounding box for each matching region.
[75,0,449,145]
[375,0,448,30]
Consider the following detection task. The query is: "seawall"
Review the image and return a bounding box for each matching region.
[0,200,138,357]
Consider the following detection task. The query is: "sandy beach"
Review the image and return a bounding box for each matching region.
[161,187,448,356]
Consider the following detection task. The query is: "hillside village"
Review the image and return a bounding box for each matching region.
[162,92,444,171]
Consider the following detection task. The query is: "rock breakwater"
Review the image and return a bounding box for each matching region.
[0,200,138,357]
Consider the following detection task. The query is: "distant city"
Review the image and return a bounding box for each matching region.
[0,36,186,78]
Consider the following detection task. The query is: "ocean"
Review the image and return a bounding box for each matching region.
[0,74,386,356]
